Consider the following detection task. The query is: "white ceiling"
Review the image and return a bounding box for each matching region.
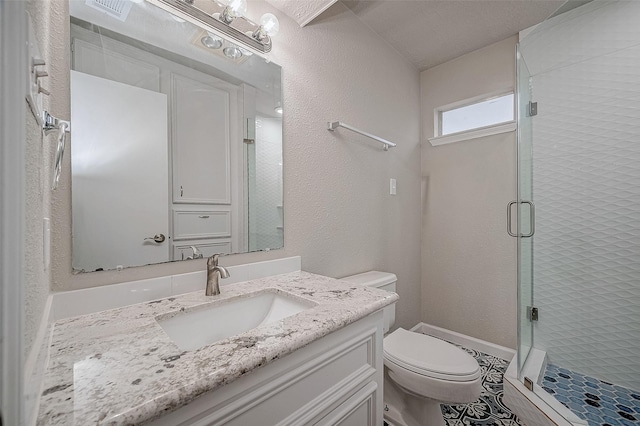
[341,0,569,70]
[266,0,339,26]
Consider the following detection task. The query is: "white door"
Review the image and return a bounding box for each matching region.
[71,71,169,271]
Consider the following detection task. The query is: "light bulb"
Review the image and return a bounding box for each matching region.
[223,46,242,59]
[228,0,247,16]
[219,0,247,23]
[201,32,223,49]
[252,13,279,43]
[260,13,279,37]
[238,47,254,57]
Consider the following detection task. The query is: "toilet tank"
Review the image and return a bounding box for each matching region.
[341,271,397,333]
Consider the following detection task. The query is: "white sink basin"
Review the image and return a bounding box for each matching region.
[156,290,316,351]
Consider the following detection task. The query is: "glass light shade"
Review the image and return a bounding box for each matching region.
[223,46,242,59]
[224,0,247,18]
[201,32,223,49]
[259,13,279,37]
[239,47,254,57]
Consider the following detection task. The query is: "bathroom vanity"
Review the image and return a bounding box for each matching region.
[36,271,397,425]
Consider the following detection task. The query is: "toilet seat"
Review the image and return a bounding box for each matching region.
[383,328,481,382]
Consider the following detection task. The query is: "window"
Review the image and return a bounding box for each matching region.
[429,92,516,146]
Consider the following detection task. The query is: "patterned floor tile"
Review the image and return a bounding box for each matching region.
[542,363,640,425]
[440,341,524,426]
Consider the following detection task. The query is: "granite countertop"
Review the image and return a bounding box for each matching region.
[37,271,398,425]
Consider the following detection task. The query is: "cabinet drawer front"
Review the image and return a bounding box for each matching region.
[173,241,231,260]
[173,210,230,240]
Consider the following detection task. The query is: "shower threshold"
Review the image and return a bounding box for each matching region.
[504,348,587,426]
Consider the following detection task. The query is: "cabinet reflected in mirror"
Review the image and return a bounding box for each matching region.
[69,0,283,272]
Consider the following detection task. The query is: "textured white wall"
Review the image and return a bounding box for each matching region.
[23,0,57,363]
[46,1,422,329]
[22,1,68,422]
[420,36,518,349]
[521,0,640,390]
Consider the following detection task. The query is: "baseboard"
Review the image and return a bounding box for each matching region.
[409,322,516,361]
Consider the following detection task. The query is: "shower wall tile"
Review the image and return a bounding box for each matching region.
[527,1,640,391]
[520,1,640,76]
[250,117,283,251]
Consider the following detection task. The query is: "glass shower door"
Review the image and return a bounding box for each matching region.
[515,46,535,378]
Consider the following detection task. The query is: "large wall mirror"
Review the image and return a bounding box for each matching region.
[69,0,283,272]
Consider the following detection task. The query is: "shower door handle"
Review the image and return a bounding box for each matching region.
[507,200,535,238]
[507,201,517,237]
[521,200,535,238]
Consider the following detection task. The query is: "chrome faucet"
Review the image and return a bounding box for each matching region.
[206,254,230,296]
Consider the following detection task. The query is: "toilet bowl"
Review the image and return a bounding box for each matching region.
[383,328,482,425]
[341,271,482,426]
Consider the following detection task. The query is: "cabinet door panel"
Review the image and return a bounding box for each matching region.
[220,332,375,426]
[314,382,377,426]
[172,72,231,204]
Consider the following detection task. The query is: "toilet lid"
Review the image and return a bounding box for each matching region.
[383,328,481,382]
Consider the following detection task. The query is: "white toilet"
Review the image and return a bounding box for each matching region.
[342,271,482,426]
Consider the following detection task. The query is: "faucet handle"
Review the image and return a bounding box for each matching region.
[190,246,203,259]
[185,246,203,260]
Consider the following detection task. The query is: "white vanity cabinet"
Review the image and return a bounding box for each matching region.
[151,311,385,426]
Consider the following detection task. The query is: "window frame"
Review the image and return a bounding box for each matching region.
[429,90,516,146]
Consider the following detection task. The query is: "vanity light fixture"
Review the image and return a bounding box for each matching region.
[147,0,278,55]
[274,101,283,114]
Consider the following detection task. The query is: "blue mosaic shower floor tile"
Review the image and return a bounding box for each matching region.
[542,363,640,425]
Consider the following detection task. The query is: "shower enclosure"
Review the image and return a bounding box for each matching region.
[512,0,640,424]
